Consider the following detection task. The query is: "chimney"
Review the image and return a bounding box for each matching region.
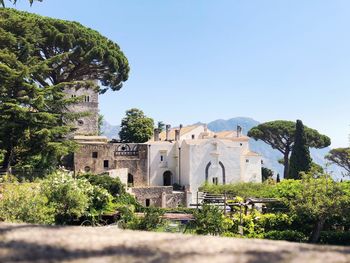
[204,124,208,132]
[154,128,160,141]
[166,124,171,141]
[175,129,180,141]
[237,125,242,137]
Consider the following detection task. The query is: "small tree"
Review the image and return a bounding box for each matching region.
[262,167,274,182]
[119,108,154,143]
[280,171,347,243]
[288,120,312,179]
[325,148,350,176]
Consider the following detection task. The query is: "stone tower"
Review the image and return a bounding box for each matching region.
[65,87,99,136]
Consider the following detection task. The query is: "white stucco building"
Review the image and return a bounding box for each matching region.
[147,124,262,205]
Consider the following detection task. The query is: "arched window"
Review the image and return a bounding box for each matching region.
[205,162,226,184]
[163,171,172,186]
[128,173,134,187]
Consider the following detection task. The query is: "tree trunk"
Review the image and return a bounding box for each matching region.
[309,217,326,243]
[283,151,290,179]
[1,146,14,173]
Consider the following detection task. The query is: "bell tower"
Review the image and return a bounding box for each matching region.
[65,86,99,136]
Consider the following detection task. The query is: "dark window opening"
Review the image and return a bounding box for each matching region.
[92,152,98,158]
[191,134,195,139]
[163,171,172,186]
[145,199,150,207]
[246,159,249,163]
[84,166,91,173]
[104,160,109,168]
[160,155,164,162]
[128,174,134,187]
[240,143,243,146]
[212,177,218,185]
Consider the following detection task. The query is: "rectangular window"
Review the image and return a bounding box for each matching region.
[92,152,98,158]
[212,177,218,185]
[104,160,109,168]
[246,159,249,163]
[145,199,150,207]
[160,155,164,162]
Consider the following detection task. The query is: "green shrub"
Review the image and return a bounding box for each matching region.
[42,171,112,224]
[319,231,350,245]
[80,173,125,197]
[264,230,307,242]
[193,204,233,236]
[231,211,264,238]
[137,207,165,231]
[0,183,55,224]
[258,213,292,232]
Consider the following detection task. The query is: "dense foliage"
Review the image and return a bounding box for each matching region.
[119,108,154,143]
[326,147,350,176]
[0,171,119,225]
[192,204,233,236]
[201,170,350,243]
[248,120,330,178]
[0,8,129,174]
[0,9,129,93]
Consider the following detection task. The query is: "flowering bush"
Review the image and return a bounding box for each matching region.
[0,183,55,224]
[41,171,112,224]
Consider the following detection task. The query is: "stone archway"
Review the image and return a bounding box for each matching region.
[205,162,226,184]
[163,171,173,186]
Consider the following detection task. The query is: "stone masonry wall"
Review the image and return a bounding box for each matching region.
[131,186,173,207]
[74,143,148,186]
[131,187,185,208]
[65,87,99,136]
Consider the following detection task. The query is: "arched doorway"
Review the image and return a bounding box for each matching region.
[127,173,134,187]
[163,171,172,186]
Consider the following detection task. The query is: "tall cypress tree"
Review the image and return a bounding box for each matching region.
[288,120,312,179]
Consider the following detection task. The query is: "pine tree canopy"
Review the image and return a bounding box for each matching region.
[0,0,42,7]
[0,9,129,175]
[326,148,350,176]
[248,120,331,179]
[0,8,129,93]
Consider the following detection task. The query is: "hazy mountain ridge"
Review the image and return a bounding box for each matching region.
[101,120,120,139]
[102,117,345,179]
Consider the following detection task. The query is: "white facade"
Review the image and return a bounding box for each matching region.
[147,125,262,205]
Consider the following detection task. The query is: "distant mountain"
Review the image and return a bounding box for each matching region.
[207,117,344,180]
[101,120,120,139]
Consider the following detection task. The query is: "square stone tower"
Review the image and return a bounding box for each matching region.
[65,87,99,136]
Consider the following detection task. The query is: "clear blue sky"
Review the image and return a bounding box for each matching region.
[15,0,350,148]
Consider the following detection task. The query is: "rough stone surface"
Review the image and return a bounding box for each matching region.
[1,223,350,263]
[74,143,148,186]
[131,186,173,207]
[65,87,99,136]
